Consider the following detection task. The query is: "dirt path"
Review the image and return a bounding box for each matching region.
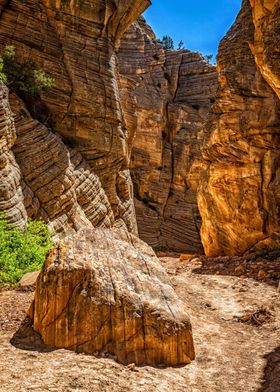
[0,258,279,392]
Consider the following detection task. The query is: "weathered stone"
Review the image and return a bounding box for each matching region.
[0,0,150,234]
[0,80,26,227]
[11,93,114,236]
[18,271,40,288]
[192,0,280,256]
[118,19,218,253]
[250,0,280,98]
[32,228,195,366]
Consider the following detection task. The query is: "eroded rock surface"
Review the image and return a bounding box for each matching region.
[118,19,218,253]
[11,93,114,236]
[32,228,195,366]
[0,80,26,227]
[250,0,280,98]
[0,0,150,234]
[193,0,280,256]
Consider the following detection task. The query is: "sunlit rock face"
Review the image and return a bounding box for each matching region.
[32,228,195,367]
[193,0,280,256]
[118,19,218,253]
[0,0,150,235]
[250,0,280,99]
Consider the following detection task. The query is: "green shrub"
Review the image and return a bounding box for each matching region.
[0,45,53,96]
[152,244,169,253]
[0,216,53,284]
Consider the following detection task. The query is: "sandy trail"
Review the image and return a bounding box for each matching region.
[0,257,279,392]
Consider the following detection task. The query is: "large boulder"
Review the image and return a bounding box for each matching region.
[31,228,195,366]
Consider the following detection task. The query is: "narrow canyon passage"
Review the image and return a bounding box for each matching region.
[0,0,279,390]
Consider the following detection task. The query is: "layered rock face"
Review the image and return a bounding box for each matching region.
[118,19,218,253]
[250,0,280,98]
[0,81,26,227]
[0,3,196,366]
[11,93,114,235]
[193,0,280,256]
[32,228,195,366]
[0,0,150,234]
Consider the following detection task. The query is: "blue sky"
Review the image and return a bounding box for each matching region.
[144,0,242,58]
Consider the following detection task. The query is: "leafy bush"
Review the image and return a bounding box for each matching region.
[0,217,53,284]
[0,45,53,96]
[152,244,169,253]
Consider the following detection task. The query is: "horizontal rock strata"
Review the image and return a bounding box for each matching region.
[11,93,114,236]
[0,0,150,234]
[118,19,218,253]
[0,80,26,227]
[32,228,195,366]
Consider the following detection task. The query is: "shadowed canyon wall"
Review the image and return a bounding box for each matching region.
[118,19,218,253]
[0,0,150,235]
[192,0,280,256]
[0,0,279,258]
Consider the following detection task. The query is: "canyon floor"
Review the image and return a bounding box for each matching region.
[0,257,279,392]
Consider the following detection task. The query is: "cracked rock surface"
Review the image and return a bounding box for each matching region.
[31,228,195,366]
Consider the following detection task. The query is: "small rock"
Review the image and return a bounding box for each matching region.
[180,254,193,262]
[127,363,137,371]
[18,271,40,288]
[235,265,246,275]
[258,270,266,280]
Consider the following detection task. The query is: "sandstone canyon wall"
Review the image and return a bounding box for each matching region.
[0,0,150,235]
[0,81,26,227]
[1,0,279,259]
[118,19,218,253]
[193,0,280,256]
[0,1,219,254]
[0,1,197,365]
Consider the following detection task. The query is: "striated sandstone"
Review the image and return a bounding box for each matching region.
[0,0,150,234]
[0,80,26,227]
[11,93,114,236]
[192,0,280,256]
[118,19,218,253]
[250,0,280,98]
[32,228,195,366]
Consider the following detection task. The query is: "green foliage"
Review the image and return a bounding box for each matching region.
[0,45,53,96]
[155,36,186,51]
[204,54,214,63]
[156,35,175,50]
[152,244,169,253]
[0,56,7,82]
[0,216,53,284]
[177,40,185,50]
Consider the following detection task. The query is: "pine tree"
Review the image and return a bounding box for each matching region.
[161,35,174,50]
[177,40,185,50]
